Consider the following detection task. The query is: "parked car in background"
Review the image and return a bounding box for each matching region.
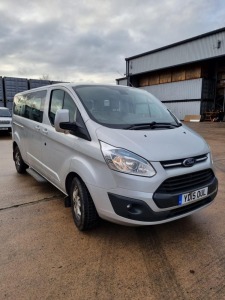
[0,107,12,133]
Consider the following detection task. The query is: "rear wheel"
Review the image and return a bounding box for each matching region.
[14,146,28,174]
[70,177,99,231]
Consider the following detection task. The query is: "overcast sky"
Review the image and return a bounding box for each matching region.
[0,0,224,83]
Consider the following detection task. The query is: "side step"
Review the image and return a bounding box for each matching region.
[26,168,47,183]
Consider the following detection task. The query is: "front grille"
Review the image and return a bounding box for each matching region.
[156,169,215,194]
[0,120,10,124]
[161,154,208,169]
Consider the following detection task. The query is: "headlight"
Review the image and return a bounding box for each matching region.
[100,141,156,177]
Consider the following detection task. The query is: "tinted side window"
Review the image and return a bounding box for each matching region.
[14,90,46,123]
[63,92,77,122]
[49,90,77,125]
[24,91,46,122]
[49,90,64,124]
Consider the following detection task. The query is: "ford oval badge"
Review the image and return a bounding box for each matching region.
[183,158,195,167]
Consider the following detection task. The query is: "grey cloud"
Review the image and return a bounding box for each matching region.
[0,0,224,82]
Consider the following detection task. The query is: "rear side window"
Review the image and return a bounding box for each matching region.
[14,90,47,123]
[49,90,77,125]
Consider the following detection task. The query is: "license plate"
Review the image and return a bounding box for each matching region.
[0,127,8,130]
[178,187,208,205]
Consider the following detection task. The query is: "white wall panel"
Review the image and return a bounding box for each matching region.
[163,101,201,120]
[129,31,225,74]
[117,78,127,86]
[140,79,202,101]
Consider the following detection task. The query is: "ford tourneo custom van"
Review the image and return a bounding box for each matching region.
[12,84,218,230]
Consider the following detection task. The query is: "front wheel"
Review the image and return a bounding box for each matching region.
[14,146,28,174]
[70,177,99,231]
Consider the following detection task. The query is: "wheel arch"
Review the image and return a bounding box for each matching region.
[65,172,84,196]
[66,172,100,230]
[13,141,18,150]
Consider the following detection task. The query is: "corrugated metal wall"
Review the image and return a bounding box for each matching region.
[140,79,202,101]
[4,77,28,102]
[140,79,202,120]
[163,101,201,120]
[129,32,225,74]
[0,77,4,107]
[4,77,29,110]
[117,78,128,86]
[28,79,51,89]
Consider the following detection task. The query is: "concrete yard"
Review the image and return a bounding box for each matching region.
[0,122,225,300]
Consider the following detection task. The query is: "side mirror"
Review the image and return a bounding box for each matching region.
[54,108,91,141]
[55,109,69,132]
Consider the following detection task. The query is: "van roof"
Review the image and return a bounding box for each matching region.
[15,83,129,95]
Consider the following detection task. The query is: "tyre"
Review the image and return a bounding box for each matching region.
[70,177,99,231]
[14,146,28,174]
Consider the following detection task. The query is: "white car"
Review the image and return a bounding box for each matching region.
[0,107,12,133]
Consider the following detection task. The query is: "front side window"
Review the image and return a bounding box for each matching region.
[49,90,77,125]
[63,92,77,122]
[49,90,64,124]
[73,85,180,129]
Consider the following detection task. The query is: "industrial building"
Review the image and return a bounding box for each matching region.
[116,27,225,120]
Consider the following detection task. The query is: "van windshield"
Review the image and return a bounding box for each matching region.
[73,85,180,129]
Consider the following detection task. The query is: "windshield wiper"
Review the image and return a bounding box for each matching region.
[125,122,182,130]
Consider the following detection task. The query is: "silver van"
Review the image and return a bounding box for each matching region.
[12,84,218,230]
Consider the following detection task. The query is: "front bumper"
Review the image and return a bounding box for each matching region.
[107,174,218,223]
